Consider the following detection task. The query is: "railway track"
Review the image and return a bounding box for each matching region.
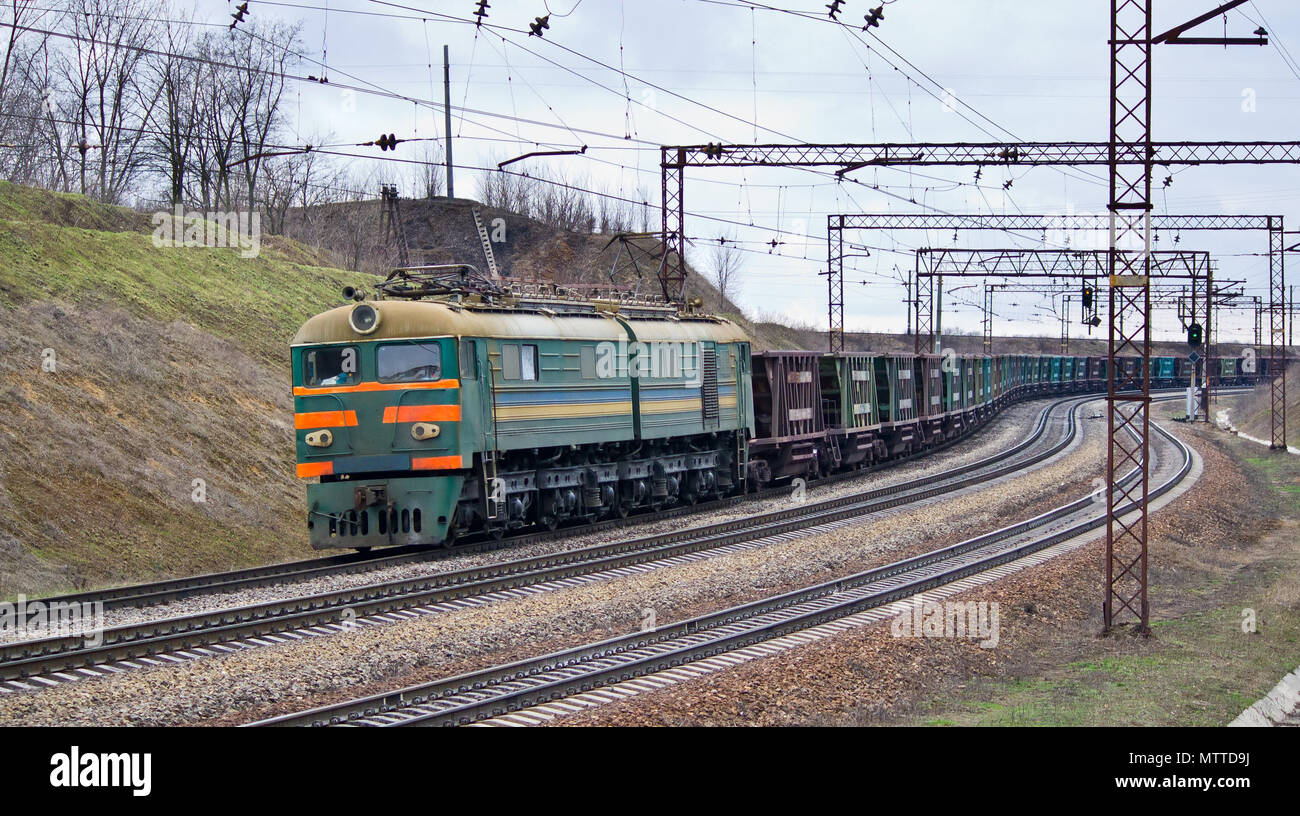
[251,403,1195,727]
[18,395,1044,622]
[0,393,1093,690]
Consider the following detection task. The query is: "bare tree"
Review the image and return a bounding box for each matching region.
[407,143,445,199]
[477,153,596,231]
[316,167,391,272]
[708,234,746,311]
[0,2,52,186]
[260,153,306,235]
[260,140,336,234]
[57,0,164,203]
[147,13,204,206]
[224,22,299,210]
[478,159,540,218]
[0,0,37,100]
[158,22,299,211]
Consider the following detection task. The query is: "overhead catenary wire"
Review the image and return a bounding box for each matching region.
[7,2,1283,327]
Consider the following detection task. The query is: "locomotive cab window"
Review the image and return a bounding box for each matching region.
[303,345,359,387]
[378,343,442,383]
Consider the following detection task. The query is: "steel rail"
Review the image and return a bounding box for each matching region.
[0,393,1090,683]
[19,387,1051,619]
[251,402,1195,727]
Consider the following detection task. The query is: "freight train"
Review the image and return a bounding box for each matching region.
[290,266,1262,551]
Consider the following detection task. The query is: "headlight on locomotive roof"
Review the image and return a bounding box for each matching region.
[349,303,381,335]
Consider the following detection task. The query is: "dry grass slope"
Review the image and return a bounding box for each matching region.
[0,183,370,597]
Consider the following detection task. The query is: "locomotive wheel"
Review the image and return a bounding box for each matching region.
[616,501,630,519]
[542,514,559,532]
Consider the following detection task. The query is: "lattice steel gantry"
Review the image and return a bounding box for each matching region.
[829,213,1287,446]
[659,2,1288,634]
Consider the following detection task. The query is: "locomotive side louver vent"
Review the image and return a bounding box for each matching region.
[701,347,719,424]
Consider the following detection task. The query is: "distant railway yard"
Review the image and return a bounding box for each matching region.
[3,386,1293,728]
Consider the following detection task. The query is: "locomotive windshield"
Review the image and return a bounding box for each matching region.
[302,345,359,387]
[378,342,443,383]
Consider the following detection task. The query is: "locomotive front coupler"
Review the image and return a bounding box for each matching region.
[354,485,388,510]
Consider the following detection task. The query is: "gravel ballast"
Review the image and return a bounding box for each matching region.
[1,400,1052,644]
[0,399,1110,726]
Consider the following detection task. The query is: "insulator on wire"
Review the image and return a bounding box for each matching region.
[229,1,248,30]
[361,134,401,151]
[862,5,883,30]
[827,0,845,20]
[473,0,489,25]
[529,14,550,37]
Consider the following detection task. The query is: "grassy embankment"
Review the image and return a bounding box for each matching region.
[0,182,368,596]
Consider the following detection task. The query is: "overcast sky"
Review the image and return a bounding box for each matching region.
[186,0,1300,344]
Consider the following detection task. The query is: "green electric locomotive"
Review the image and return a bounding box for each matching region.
[292,266,753,550]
